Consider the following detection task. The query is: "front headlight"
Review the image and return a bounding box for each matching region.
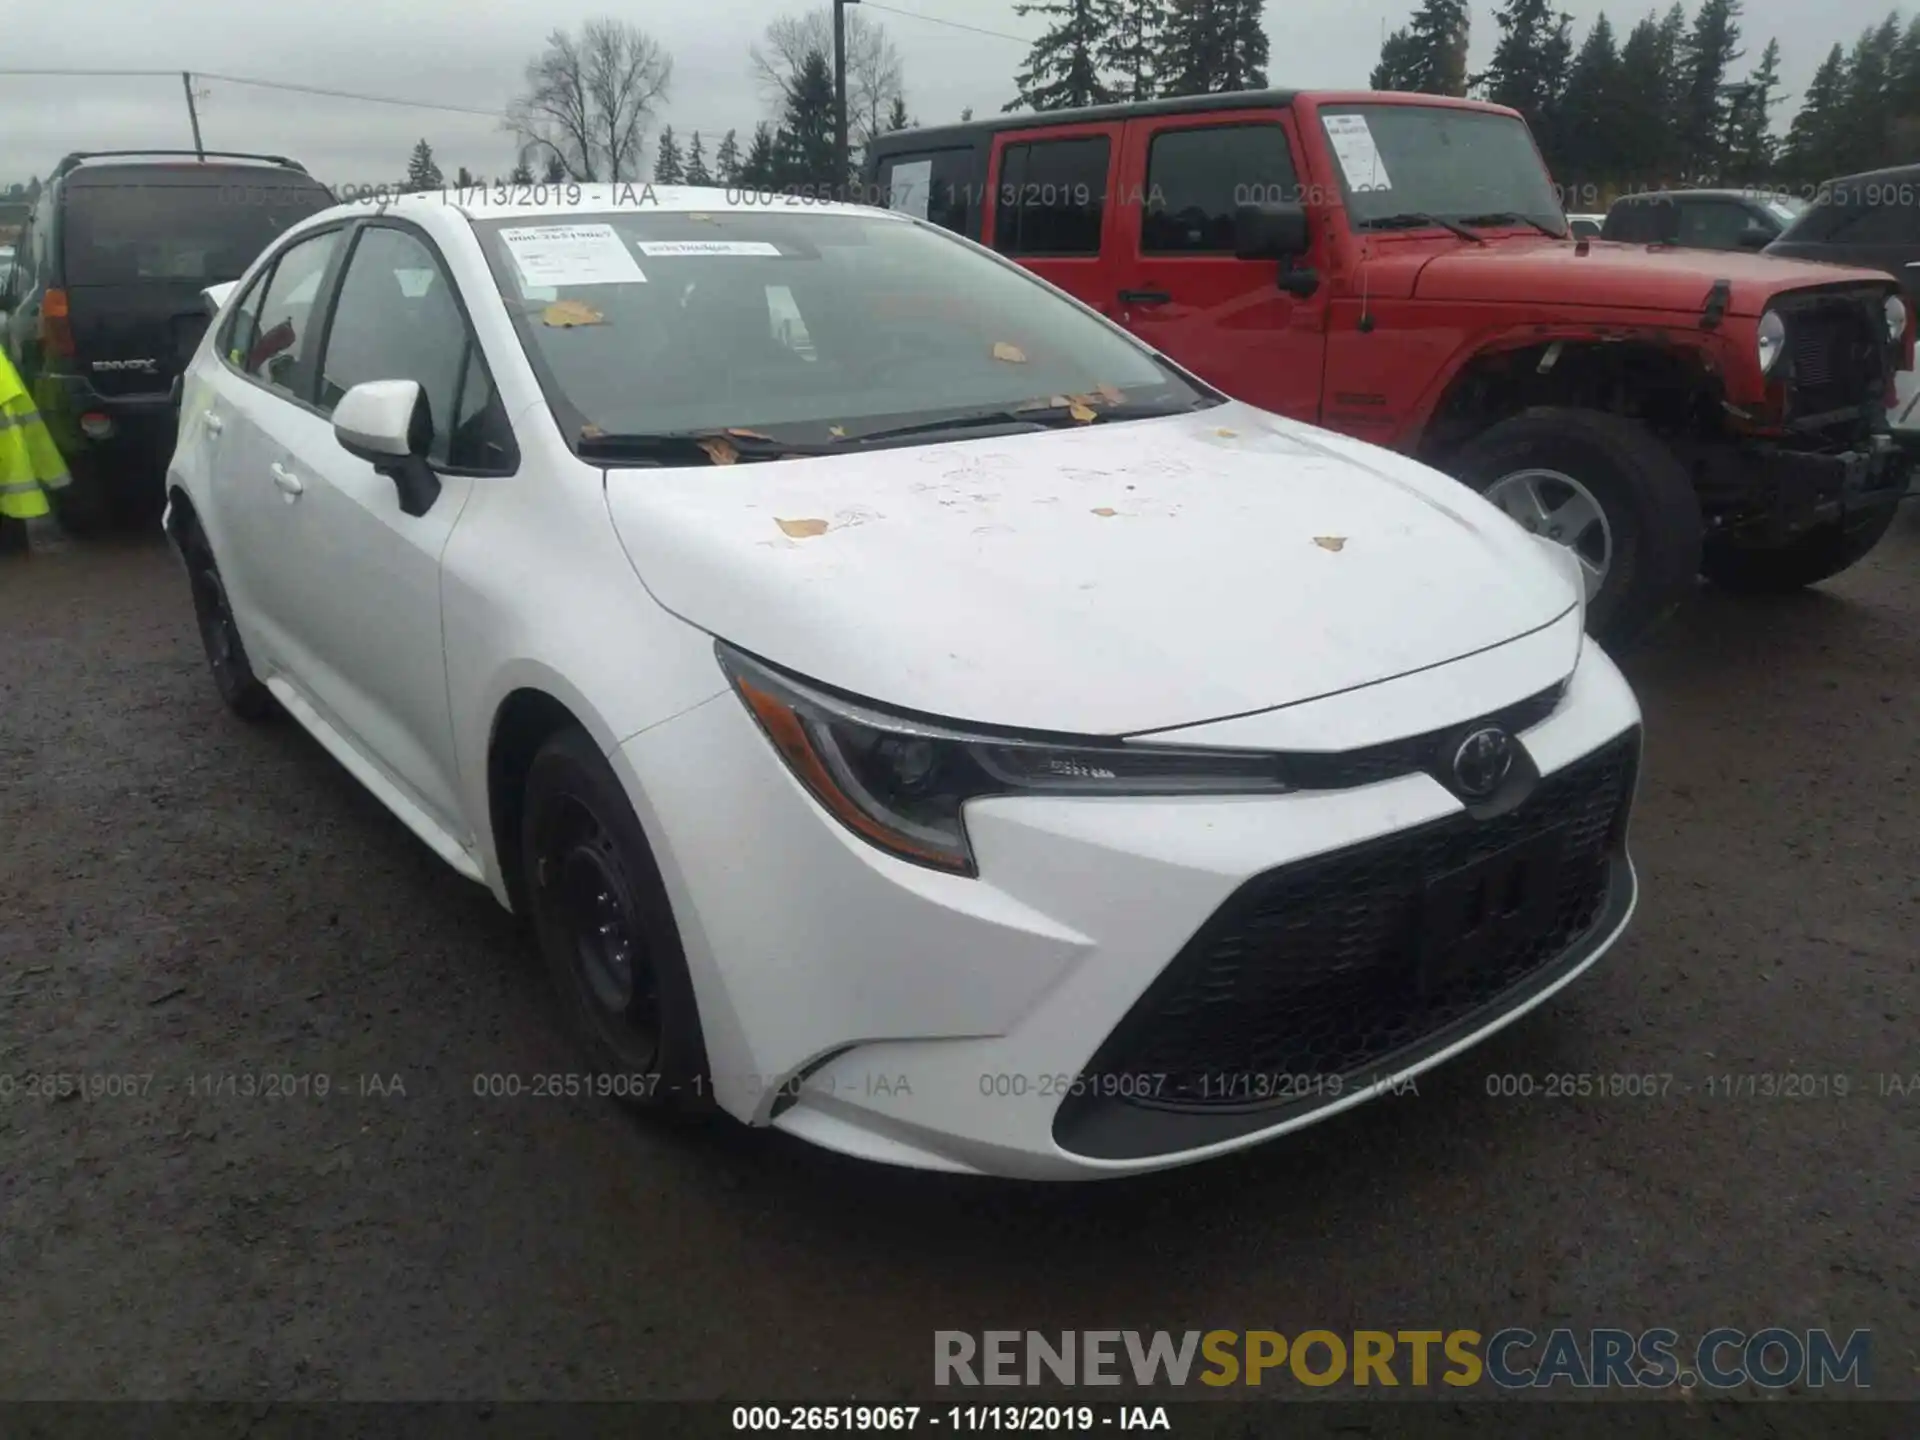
[1757,309,1787,375]
[1886,293,1908,343]
[717,644,1291,875]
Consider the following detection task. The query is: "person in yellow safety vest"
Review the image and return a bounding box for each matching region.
[0,345,69,556]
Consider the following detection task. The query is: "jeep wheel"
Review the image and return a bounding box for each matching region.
[1450,407,1704,649]
[1699,503,1900,594]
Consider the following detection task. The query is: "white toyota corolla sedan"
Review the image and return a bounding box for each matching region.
[163,185,1643,1180]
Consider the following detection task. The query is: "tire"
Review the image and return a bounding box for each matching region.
[1699,502,1901,594]
[1448,406,1704,650]
[520,726,712,1117]
[178,518,276,721]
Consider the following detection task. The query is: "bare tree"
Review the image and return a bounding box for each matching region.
[507,19,673,182]
[751,8,905,150]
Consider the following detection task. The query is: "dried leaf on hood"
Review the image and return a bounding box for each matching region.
[726,428,775,441]
[1313,536,1347,552]
[1068,402,1098,423]
[829,425,848,439]
[1095,382,1125,405]
[1049,395,1071,408]
[1215,427,1239,439]
[992,341,1028,364]
[1091,507,1118,517]
[542,299,605,328]
[580,423,607,440]
[777,517,830,538]
[699,437,739,466]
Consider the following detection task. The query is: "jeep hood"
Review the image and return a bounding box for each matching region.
[604,403,1579,737]
[1411,238,1894,318]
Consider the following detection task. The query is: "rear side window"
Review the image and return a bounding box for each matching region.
[877,149,979,237]
[1143,123,1298,254]
[242,228,344,396]
[994,137,1110,256]
[60,176,333,286]
[1678,201,1758,248]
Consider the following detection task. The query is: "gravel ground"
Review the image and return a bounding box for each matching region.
[1,514,1916,1405]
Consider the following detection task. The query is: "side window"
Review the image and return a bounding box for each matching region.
[994,137,1110,256]
[878,149,978,236]
[243,228,344,397]
[317,225,511,472]
[1679,201,1755,249]
[1143,124,1298,254]
[1836,199,1920,245]
[221,269,272,368]
[1605,200,1670,244]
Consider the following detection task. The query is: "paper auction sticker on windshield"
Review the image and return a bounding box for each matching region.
[634,240,783,257]
[1322,114,1392,192]
[499,224,648,287]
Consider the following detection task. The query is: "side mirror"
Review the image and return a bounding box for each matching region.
[333,379,442,518]
[201,280,239,318]
[1234,202,1310,261]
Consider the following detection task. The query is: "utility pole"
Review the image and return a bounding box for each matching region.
[182,71,205,159]
[834,0,859,195]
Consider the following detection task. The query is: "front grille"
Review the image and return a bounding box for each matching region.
[1073,731,1637,1120]
[1783,295,1887,424]
[1282,684,1562,791]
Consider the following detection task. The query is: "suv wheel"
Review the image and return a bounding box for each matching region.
[1450,407,1703,649]
[179,519,275,720]
[520,726,713,1117]
[1699,502,1901,593]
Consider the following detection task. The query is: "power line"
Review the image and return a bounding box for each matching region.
[0,67,506,119]
[859,2,1034,44]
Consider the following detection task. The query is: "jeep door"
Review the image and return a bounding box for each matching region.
[1110,109,1327,422]
[981,125,1124,317]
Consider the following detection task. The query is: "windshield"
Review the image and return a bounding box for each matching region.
[1318,105,1563,233]
[62,178,334,286]
[474,211,1210,446]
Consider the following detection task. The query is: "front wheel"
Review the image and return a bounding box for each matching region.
[1699,503,1901,593]
[1449,407,1704,650]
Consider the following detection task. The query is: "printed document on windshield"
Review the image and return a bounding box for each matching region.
[888,159,933,220]
[1323,114,1392,193]
[499,224,648,288]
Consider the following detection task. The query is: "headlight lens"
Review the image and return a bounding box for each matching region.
[717,644,1291,875]
[1886,294,1907,343]
[1757,309,1787,374]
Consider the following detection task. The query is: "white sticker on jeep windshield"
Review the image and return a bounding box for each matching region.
[888,159,934,220]
[1322,114,1392,192]
[499,224,647,288]
[635,240,783,257]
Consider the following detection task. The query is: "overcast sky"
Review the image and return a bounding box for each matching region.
[0,0,1902,186]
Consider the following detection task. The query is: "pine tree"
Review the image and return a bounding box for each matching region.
[1375,0,1469,95]
[653,126,685,184]
[453,165,477,189]
[508,161,535,185]
[1782,44,1847,181]
[1835,14,1905,174]
[1612,12,1680,189]
[887,96,913,130]
[542,152,568,184]
[1722,37,1781,183]
[1675,0,1744,180]
[1885,15,1920,167]
[1655,3,1690,132]
[715,130,744,184]
[1373,29,1424,90]
[1102,0,1168,102]
[960,106,976,121]
[1480,0,1570,138]
[1008,0,1116,111]
[739,123,777,188]
[780,51,841,186]
[684,131,713,185]
[1556,14,1624,186]
[404,139,444,193]
[1162,0,1269,95]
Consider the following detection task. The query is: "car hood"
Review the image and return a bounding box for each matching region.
[1412,237,1895,317]
[603,403,1578,736]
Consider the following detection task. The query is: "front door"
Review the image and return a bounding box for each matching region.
[983,123,1124,317]
[1111,111,1328,423]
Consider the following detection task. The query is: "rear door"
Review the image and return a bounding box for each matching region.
[982,125,1123,315]
[1111,108,1326,421]
[59,169,334,403]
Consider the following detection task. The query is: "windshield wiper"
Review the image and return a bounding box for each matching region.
[848,399,1213,447]
[1459,211,1566,238]
[577,430,841,465]
[1356,212,1486,244]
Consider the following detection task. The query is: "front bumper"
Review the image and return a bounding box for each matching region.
[1713,431,1910,540]
[615,638,1643,1180]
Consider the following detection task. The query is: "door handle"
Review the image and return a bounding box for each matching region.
[1119,289,1172,305]
[269,463,304,497]
[203,411,224,436]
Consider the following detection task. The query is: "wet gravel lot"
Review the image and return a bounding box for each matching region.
[1,517,1916,1404]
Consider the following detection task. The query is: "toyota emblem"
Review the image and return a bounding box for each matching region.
[1451,727,1516,799]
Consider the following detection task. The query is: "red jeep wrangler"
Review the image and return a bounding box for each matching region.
[867,91,1913,645]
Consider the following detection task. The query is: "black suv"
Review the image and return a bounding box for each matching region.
[1601,188,1806,250]
[1766,164,1920,308]
[0,151,334,531]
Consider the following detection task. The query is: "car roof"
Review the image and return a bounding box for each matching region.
[1821,161,1920,188]
[375,183,894,226]
[866,89,1517,156]
[1609,189,1767,205]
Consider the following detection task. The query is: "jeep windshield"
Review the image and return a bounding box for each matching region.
[1320,104,1566,238]
[474,211,1215,452]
